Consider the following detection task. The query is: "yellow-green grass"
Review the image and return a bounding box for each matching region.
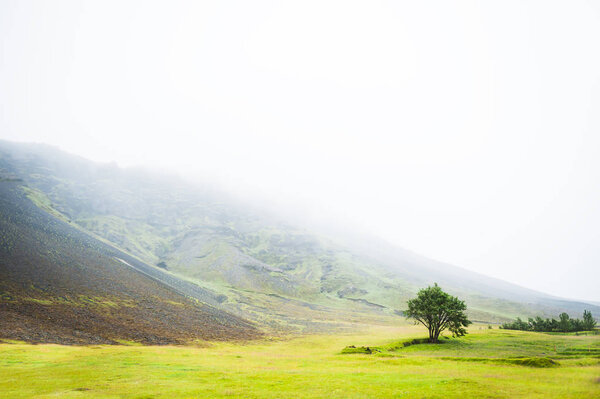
[0,327,598,398]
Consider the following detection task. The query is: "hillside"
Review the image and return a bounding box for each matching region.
[0,177,260,344]
[1,140,598,334]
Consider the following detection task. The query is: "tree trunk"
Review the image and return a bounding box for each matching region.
[430,325,440,343]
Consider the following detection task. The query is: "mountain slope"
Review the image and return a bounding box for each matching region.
[1,140,597,330]
[0,178,260,344]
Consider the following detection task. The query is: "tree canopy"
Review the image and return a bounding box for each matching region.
[502,310,597,332]
[405,284,471,343]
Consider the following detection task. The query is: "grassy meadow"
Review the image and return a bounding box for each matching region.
[1,326,599,398]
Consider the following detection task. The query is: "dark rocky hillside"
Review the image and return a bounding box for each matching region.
[0,179,260,344]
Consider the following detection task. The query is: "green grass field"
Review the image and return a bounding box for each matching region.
[1,327,598,398]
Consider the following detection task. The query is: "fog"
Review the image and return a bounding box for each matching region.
[1,1,599,301]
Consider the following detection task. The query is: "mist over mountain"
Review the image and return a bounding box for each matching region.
[1,140,597,342]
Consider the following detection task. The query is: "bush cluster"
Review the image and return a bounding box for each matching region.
[501,310,596,332]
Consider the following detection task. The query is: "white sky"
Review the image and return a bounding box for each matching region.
[1,1,599,301]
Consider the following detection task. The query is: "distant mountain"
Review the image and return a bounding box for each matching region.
[0,140,597,340]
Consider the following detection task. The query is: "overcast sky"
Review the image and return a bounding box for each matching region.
[1,1,599,302]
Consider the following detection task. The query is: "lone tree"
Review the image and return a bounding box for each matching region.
[405,284,472,343]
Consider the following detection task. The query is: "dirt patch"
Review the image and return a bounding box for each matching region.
[341,345,380,354]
